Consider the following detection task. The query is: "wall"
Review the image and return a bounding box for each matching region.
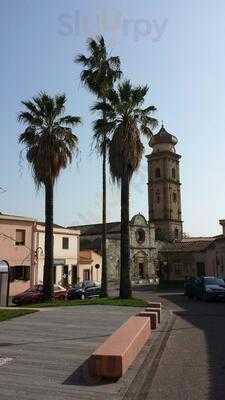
[205,238,225,278]
[78,251,102,283]
[0,217,35,295]
[0,219,34,267]
[35,224,80,286]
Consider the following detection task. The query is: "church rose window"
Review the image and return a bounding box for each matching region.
[136,229,145,244]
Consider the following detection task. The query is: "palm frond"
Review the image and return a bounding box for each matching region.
[59,115,81,126]
[18,92,81,188]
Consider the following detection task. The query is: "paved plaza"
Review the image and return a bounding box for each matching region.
[0,291,225,400]
[0,304,156,400]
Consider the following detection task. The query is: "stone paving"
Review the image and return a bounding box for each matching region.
[0,305,155,400]
[133,288,225,400]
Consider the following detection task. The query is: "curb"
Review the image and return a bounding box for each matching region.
[121,309,176,400]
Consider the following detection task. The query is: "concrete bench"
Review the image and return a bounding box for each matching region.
[138,311,158,330]
[147,302,161,309]
[145,307,161,323]
[89,316,151,378]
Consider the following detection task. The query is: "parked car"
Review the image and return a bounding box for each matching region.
[66,283,83,300]
[184,276,225,301]
[12,284,66,305]
[67,281,101,300]
[195,276,225,301]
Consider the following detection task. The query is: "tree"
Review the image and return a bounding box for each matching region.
[18,92,81,300]
[93,80,158,298]
[75,35,121,297]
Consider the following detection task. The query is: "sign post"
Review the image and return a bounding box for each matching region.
[0,260,10,307]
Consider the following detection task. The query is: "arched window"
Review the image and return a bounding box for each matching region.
[173,192,177,203]
[156,191,160,203]
[174,229,179,239]
[172,168,176,179]
[155,168,161,178]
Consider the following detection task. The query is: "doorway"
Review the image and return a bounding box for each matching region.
[72,265,78,285]
[197,262,205,277]
[139,263,145,279]
[62,265,69,287]
[83,269,90,281]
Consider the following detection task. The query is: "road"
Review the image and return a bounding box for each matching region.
[133,287,225,400]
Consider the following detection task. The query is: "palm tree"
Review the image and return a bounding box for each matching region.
[75,35,121,297]
[92,81,158,298]
[18,92,81,300]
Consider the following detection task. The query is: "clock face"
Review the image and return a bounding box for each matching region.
[136,229,145,244]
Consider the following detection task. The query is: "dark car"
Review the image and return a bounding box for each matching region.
[67,281,101,300]
[194,276,225,301]
[12,284,66,305]
[67,283,84,300]
[84,281,101,299]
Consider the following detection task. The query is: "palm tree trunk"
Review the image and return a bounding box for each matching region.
[120,174,132,298]
[43,182,54,300]
[101,132,108,297]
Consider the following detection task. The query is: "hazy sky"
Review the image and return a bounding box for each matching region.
[1,0,225,235]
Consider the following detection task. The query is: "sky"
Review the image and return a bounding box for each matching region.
[1,0,225,236]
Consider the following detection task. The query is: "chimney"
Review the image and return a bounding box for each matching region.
[219,220,225,236]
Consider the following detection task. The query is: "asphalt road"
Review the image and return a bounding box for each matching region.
[133,287,225,400]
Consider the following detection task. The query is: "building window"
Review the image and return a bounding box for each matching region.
[83,269,90,281]
[136,229,145,244]
[174,263,181,275]
[174,229,179,239]
[156,191,160,203]
[62,237,69,249]
[172,168,176,179]
[155,168,161,178]
[173,192,177,203]
[10,266,30,281]
[15,229,26,246]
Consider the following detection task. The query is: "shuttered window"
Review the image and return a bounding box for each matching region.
[15,230,25,246]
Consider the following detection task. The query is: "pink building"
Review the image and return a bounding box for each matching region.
[0,213,81,296]
[0,213,36,296]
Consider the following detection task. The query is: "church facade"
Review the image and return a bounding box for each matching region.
[69,124,225,283]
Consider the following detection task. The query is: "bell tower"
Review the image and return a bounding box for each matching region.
[146,123,183,241]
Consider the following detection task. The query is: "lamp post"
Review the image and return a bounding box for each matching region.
[95,264,100,282]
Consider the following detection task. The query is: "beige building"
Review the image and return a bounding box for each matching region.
[79,250,102,283]
[34,223,80,287]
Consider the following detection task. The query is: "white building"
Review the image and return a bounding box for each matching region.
[34,223,80,286]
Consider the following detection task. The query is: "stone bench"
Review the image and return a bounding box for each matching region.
[145,307,161,323]
[89,316,151,378]
[138,311,158,330]
[147,302,161,309]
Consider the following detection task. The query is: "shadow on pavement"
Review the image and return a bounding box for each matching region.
[160,292,225,400]
[63,357,118,387]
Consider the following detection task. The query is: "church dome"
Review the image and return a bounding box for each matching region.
[149,123,178,148]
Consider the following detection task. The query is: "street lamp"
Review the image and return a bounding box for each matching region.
[95,264,100,282]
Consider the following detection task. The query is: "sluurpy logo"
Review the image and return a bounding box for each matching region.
[57,9,168,43]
